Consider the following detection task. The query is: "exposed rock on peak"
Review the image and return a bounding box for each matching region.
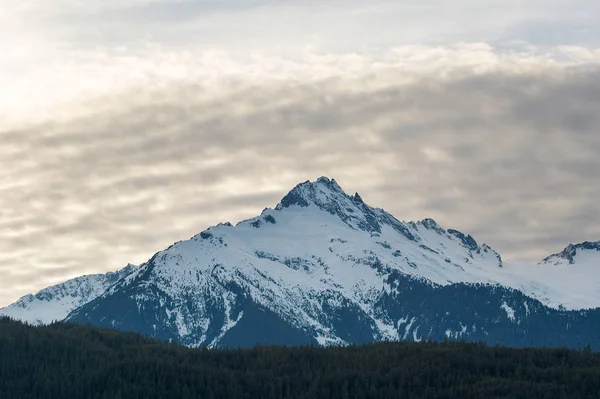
[274,177,421,240]
[276,177,346,209]
[541,241,600,265]
[418,218,446,234]
[448,229,479,252]
[353,192,364,204]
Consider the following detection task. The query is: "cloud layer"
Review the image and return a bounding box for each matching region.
[3,43,600,306]
[2,0,600,306]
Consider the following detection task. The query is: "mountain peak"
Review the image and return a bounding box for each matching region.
[417,218,445,233]
[8,175,600,348]
[447,229,479,252]
[353,192,364,204]
[541,241,600,265]
[316,175,339,186]
[276,176,348,210]
[273,177,422,241]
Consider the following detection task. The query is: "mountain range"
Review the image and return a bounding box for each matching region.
[2,177,600,348]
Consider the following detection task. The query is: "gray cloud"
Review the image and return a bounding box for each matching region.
[2,62,600,306]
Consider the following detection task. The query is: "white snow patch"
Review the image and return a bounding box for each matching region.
[403,317,416,340]
[412,327,422,342]
[501,302,516,322]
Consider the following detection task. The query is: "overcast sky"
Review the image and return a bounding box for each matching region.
[1,0,600,307]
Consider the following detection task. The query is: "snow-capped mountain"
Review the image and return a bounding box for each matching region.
[0,264,138,325]
[2,177,600,348]
[541,241,600,266]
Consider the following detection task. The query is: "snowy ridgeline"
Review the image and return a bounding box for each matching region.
[2,177,600,348]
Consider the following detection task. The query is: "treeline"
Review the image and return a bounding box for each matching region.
[1,317,600,399]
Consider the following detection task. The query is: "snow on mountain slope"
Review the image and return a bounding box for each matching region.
[57,177,599,348]
[541,242,600,266]
[166,176,591,312]
[0,264,138,325]
[521,242,600,310]
[3,177,600,343]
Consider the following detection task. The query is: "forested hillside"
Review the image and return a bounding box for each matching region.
[1,317,600,399]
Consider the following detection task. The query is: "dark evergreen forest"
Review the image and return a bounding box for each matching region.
[1,317,600,399]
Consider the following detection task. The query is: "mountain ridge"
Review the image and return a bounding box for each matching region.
[2,177,600,348]
[541,241,600,266]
